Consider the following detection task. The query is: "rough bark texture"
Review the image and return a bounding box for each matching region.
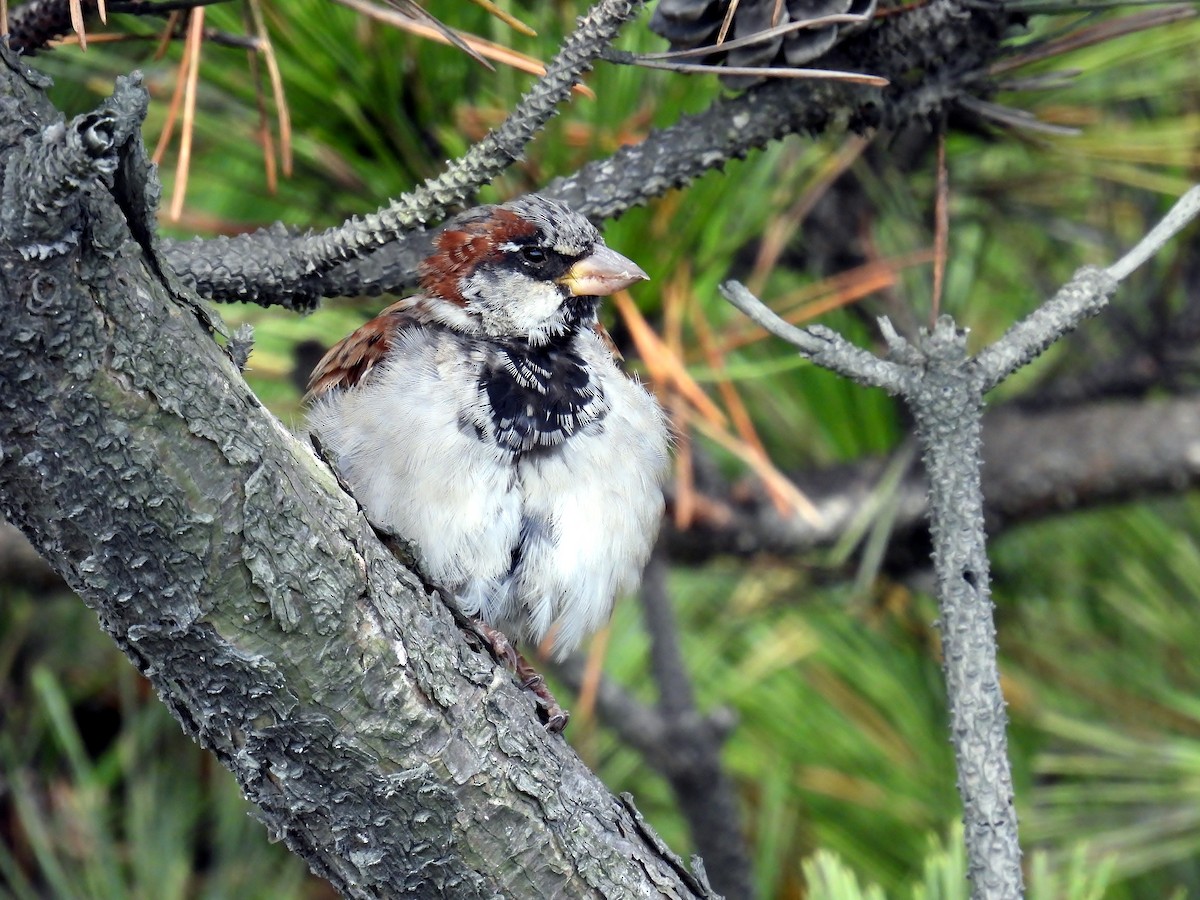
[159,0,1015,308]
[0,52,712,900]
[903,320,1022,899]
[663,394,1200,564]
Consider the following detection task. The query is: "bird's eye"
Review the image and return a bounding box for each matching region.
[520,246,548,264]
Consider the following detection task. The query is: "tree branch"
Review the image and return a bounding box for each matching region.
[712,193,1200,900]
[161,0,648,310]
[161,0,1012,308]
[0,53,714,900]
[637,552,752,900]
[664,393,1200,566]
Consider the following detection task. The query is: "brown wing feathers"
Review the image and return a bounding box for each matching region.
[304,301,415,400]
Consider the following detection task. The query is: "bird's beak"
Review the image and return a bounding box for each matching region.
[558,245,649,297]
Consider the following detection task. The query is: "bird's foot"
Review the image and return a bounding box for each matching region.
[469,618,570,733]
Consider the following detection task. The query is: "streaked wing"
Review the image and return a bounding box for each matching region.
[304,298,425,402]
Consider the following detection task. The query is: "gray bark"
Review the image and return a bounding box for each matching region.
[159,0,1013,308]
[0,53,713,900]
[719,187,1200,900]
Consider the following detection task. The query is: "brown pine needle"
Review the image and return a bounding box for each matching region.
[467,0,536,36]
[716,0,741,45]
[332,0,592,95]
[248,0,293,179]
[153,9,181,60]
[688,410,822,525]
[749,135,869,294]
[612,291,728,427]
[152,17,190,165]
[249,55,277,192]
[691,298,794,516]
[931,131,949,324]
[1,2,7,40]
[70,0,86,50]
[243,2,274,191]
[169,8,205,222]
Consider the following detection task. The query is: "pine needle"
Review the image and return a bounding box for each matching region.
[69,0,87,50]
[169,8,205,221]
[466,0,536,36]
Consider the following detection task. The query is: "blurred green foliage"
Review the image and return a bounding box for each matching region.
[5,0,1200,897]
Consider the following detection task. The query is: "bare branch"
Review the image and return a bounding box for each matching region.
[164,0,647,309]
[714,188,1200,899]
[976,186,1200,391]
[0,52,710,900]
[719,281,908,391]
[165,0,1012,307]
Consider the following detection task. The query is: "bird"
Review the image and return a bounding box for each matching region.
[306,194,670,725]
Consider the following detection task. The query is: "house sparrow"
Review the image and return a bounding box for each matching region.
[306,195,670,702]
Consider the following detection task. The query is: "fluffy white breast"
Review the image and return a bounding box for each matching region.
[307,328,522,590]
[308,325,670,658]
[505,329,670,655]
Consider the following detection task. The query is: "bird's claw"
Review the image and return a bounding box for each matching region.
[470,618,570,733]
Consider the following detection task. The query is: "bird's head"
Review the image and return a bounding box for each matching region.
[419,194,648,345]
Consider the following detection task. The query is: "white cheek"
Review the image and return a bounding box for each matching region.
[476,273,564,336]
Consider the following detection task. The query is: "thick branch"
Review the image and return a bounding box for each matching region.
[0,55,712,900]
[162,0,1011,307]
[162,0,647,309]
[665,394,1200,564]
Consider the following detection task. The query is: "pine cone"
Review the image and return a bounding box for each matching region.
[649,0,878,85]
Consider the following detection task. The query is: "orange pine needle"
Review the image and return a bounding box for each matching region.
[670,393,697,528]
[169,8,205,221]
[153,9,180,60]
[663,265,689,359]
[691,300,795,516]
[152,16,189,165]
[574,622,611,725]
[688,411,822,525]
[53,32,147,47]
[612,291,728,427]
